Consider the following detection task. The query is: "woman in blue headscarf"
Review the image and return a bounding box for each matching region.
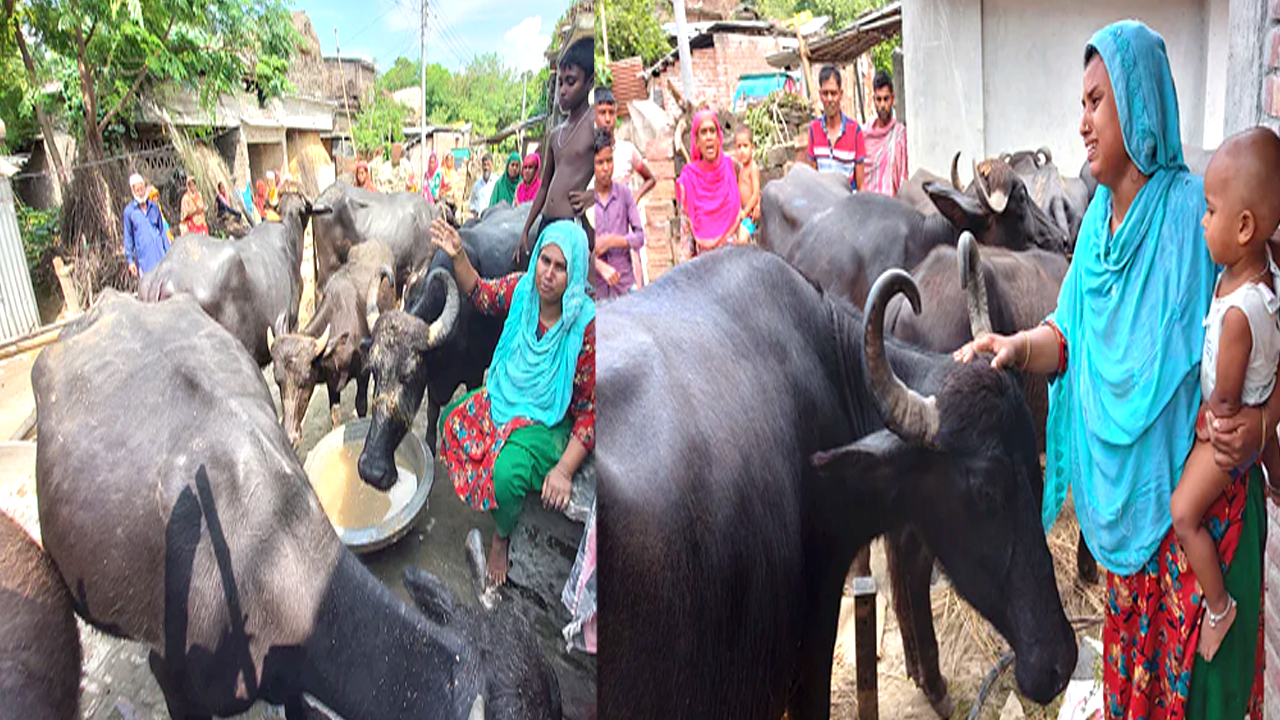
[957,20,1267,719]
[430,217,595,586]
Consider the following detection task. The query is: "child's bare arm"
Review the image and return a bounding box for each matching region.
[1208,307,1254,420]
[745,167,761,216]
[519,137,556,253]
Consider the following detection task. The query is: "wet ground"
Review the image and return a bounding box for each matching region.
[0,360,595,720]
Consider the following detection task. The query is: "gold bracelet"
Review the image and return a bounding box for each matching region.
[1018,332,1031,370]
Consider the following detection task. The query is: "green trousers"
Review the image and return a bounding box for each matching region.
[1186,466,1265,719]
[442,390,572,537]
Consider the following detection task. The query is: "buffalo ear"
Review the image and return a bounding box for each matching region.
[924,181,987,233]
[402,566,456,625]
[321,331,351,360]
[811,430,917,486]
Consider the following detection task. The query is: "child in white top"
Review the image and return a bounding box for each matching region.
[1172,127,1280,661]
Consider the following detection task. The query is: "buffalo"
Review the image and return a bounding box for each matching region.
[597,247,1076,718]
[268,239,396,449]
[758,164,1066,308]
[310,183,444,300]
[0,510,81,720]
[358,203,526,489]
[33,291,561,720]
[139,190,328,366]
[883,234,1094,717]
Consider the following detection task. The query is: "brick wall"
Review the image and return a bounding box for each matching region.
[652,33,788,112]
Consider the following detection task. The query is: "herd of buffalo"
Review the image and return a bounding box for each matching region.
[0,145,1205,719]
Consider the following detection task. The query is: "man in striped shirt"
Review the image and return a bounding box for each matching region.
[805,65,867,191]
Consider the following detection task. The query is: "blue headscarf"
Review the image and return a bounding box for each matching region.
[487,221,596,427]
[1042,20,1216,575]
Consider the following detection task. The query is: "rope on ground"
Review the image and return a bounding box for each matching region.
[967,650,1015,720]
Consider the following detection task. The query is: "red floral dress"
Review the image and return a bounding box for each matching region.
[441,273,595,512]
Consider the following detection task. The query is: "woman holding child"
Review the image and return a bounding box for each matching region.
[956,20,1276,719]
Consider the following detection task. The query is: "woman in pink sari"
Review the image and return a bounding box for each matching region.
[676,110,742,260]
[516,152,542,204]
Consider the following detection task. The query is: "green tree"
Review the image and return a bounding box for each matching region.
[353,90,409,157]
[597,0,668,66]
[2,0,299,289]
[379,56,420,93]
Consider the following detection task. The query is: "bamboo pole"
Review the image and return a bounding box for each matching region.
[0,318,76,361]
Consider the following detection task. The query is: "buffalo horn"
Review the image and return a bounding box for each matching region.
[313,324,331,358]
[366,265,395,329]
[973,160,1008,214]
[950,151,963,190]
[864,270,941,447]
[424,268,460,350]
[468,695,485,720]
[958,231,993,338]
[266,325,276,349]
[1036,147,1053,166]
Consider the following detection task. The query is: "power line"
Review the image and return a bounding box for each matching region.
[343,4,400,47]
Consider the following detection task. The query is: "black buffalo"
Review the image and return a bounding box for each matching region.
[759,164,1066,307]
[883,234,1093,717]
[33,291,560,720]
[597,247,1076,718]
[139,191,327,366]
[0,511,81,720]
[311,183,444,300]
[358,203,526,489]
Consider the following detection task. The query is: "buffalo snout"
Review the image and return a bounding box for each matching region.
[357,419,401,491]
[1013,624,1076,704]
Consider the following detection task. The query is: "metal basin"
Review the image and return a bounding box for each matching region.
[303,418,433,555]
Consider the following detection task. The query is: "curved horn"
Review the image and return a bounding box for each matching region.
[950,151,963,190]
[864,270,941,447]
[424,268,460,350]
[266,325,276,349]
[366,265,395,329]
[957,231,992,338]
[313,324,331,358]
[973,160,1008,214]
[1037,146,1053,166]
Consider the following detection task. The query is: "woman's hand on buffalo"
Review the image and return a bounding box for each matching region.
[1205,406,1268,472]
[953,332,1021,369]
[429,216,463,259]
[542,465,572,512]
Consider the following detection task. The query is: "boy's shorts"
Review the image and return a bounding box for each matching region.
[741,217,757,236]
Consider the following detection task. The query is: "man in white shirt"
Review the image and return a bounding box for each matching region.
[469,153,496,217]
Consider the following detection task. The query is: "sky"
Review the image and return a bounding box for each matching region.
[294,0,563,75]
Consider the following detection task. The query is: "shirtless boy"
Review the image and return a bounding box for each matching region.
[735,126,761,242]
[517,37,595,266]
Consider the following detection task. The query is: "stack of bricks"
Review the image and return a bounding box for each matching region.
[640,136,679,283]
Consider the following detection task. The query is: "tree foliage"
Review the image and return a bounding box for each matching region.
[376,53,549,144]
[597,0,668,66]
[352,90,409,157]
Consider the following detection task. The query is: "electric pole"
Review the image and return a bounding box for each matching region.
[601,0,610,65]
[420,0,429,185]
[673,0,693,99]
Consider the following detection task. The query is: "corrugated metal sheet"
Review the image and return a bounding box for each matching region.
[0,178,40,341]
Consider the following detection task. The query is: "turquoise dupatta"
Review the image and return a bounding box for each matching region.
[1042,21,1216,575]
[487,221,595,428]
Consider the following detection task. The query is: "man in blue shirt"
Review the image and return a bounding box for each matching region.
[122,173,170,276]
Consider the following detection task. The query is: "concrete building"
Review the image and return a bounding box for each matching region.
[898,0,1272,177]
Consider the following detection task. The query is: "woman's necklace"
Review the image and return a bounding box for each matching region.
[558,108,589,151]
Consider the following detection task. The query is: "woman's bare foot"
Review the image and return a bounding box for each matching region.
[1198,595,1237,661]
[488,534,510,586]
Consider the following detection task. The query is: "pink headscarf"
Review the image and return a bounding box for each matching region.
[516,152,542,204]
[677,110,741,242]
[422,152,439,202]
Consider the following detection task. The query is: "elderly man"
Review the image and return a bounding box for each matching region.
[122,173,170,276]
[805,65,866,191]
[469,153,496,218]
[862,70,908,196]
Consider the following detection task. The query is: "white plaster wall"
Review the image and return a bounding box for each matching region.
[902,0,985,178]
[1202,0,1231,148]
[904,0,1228,176]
